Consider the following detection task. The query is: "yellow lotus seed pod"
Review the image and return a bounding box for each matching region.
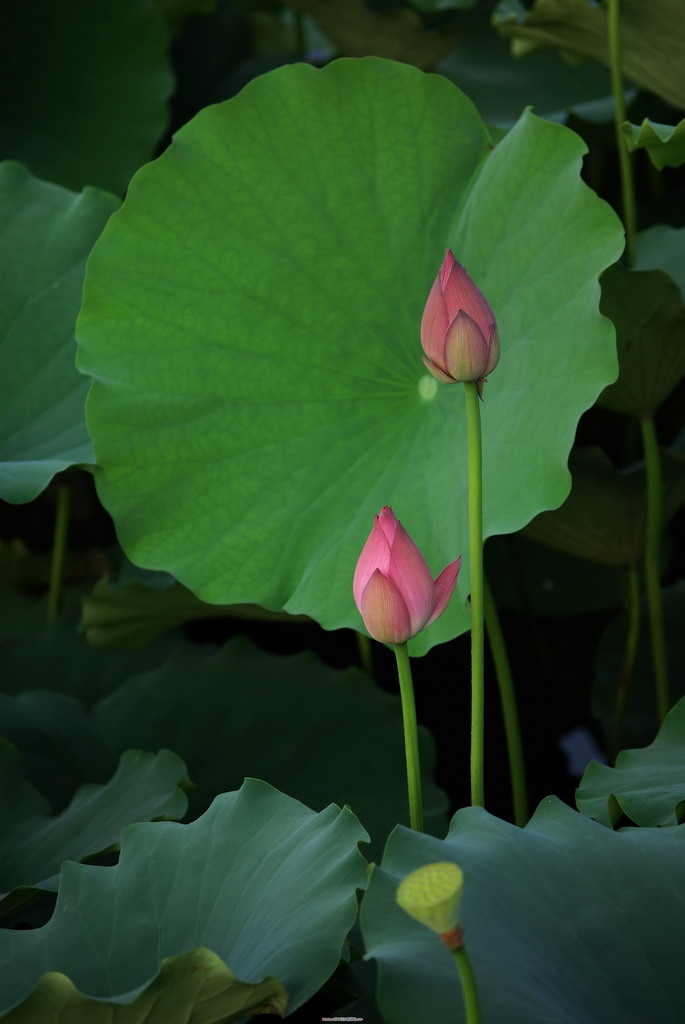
[396,862,464,937]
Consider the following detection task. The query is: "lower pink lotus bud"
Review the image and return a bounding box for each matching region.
[353,506,461,644]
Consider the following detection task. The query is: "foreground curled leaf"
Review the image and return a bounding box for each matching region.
[577,695,685,828]
[0,948,286,1024]
[0,779,368,1019]
[0,744,189,903]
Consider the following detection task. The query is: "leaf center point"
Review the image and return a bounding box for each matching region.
[418,375,438,401]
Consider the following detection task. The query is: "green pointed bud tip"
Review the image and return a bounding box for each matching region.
[396,861,464,936]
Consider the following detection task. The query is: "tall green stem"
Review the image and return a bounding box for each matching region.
[48,483,70,624]
[463,381,485,808]
[294,12,306,60]
[392,642,423,831]
[610,564,641,762]
[484,575,528,825]
[453,946,481,1024]
[640,415,669,721]
[607,0,637,266]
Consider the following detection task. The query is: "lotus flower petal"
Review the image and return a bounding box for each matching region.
[426,557,462,628]
[420,274,450,367]
[421,356,456,384]
[377,504,401,546]
[484,323,501,376]
[386,519,436,634]
[443,310,489,382]
[353,512,392,606]
[360,569,412,645]
[442,257,496,340]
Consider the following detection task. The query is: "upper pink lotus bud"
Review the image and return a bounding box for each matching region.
[353,506,461,645]
[420,250,500,396]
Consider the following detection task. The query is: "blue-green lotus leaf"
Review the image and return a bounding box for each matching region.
[0,779,368,1016]
[363,798,685,1023]
[0,163,119,503]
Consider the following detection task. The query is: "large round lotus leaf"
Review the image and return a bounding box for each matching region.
[576,695,685,828]
[93,636,448,854]
[0,163,119,503]
[0,779,368,1016]
[0,0,172,194]
[362,799,685,1023]
[76,57,623,653]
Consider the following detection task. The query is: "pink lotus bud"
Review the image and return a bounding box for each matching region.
[421,250,500,397]
[353,506,461,644]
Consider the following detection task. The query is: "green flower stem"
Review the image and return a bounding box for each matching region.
[484,575,528,825]
[392,642,423,832]
[608,0,637,266]
[640,415,669,721]
[464,380,485,808]
[452,945,481,1024]
[47,482,70,625]
[610,564,641,762]
[294,11,305,59]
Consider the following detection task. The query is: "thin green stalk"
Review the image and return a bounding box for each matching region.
[392,642,423,832]
[607,0,637,266]
[640,415,669,721]
[610,564,641,762]
[464,381,485,808]
[484,575,528,825]
[356,630,374,678]
[294,11,306,60]
[47,483,70,624]
[453,945,482,1024]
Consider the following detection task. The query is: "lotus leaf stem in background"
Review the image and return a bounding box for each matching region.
[611,564,641,762]
[464,380,485,807]
[453,945,482,1024]
[607,0,636,266]
[640,415,669,721]
[484,575,528,825]
[392,642,423,831]
[48,482,70,625]
[356,630,375,678]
